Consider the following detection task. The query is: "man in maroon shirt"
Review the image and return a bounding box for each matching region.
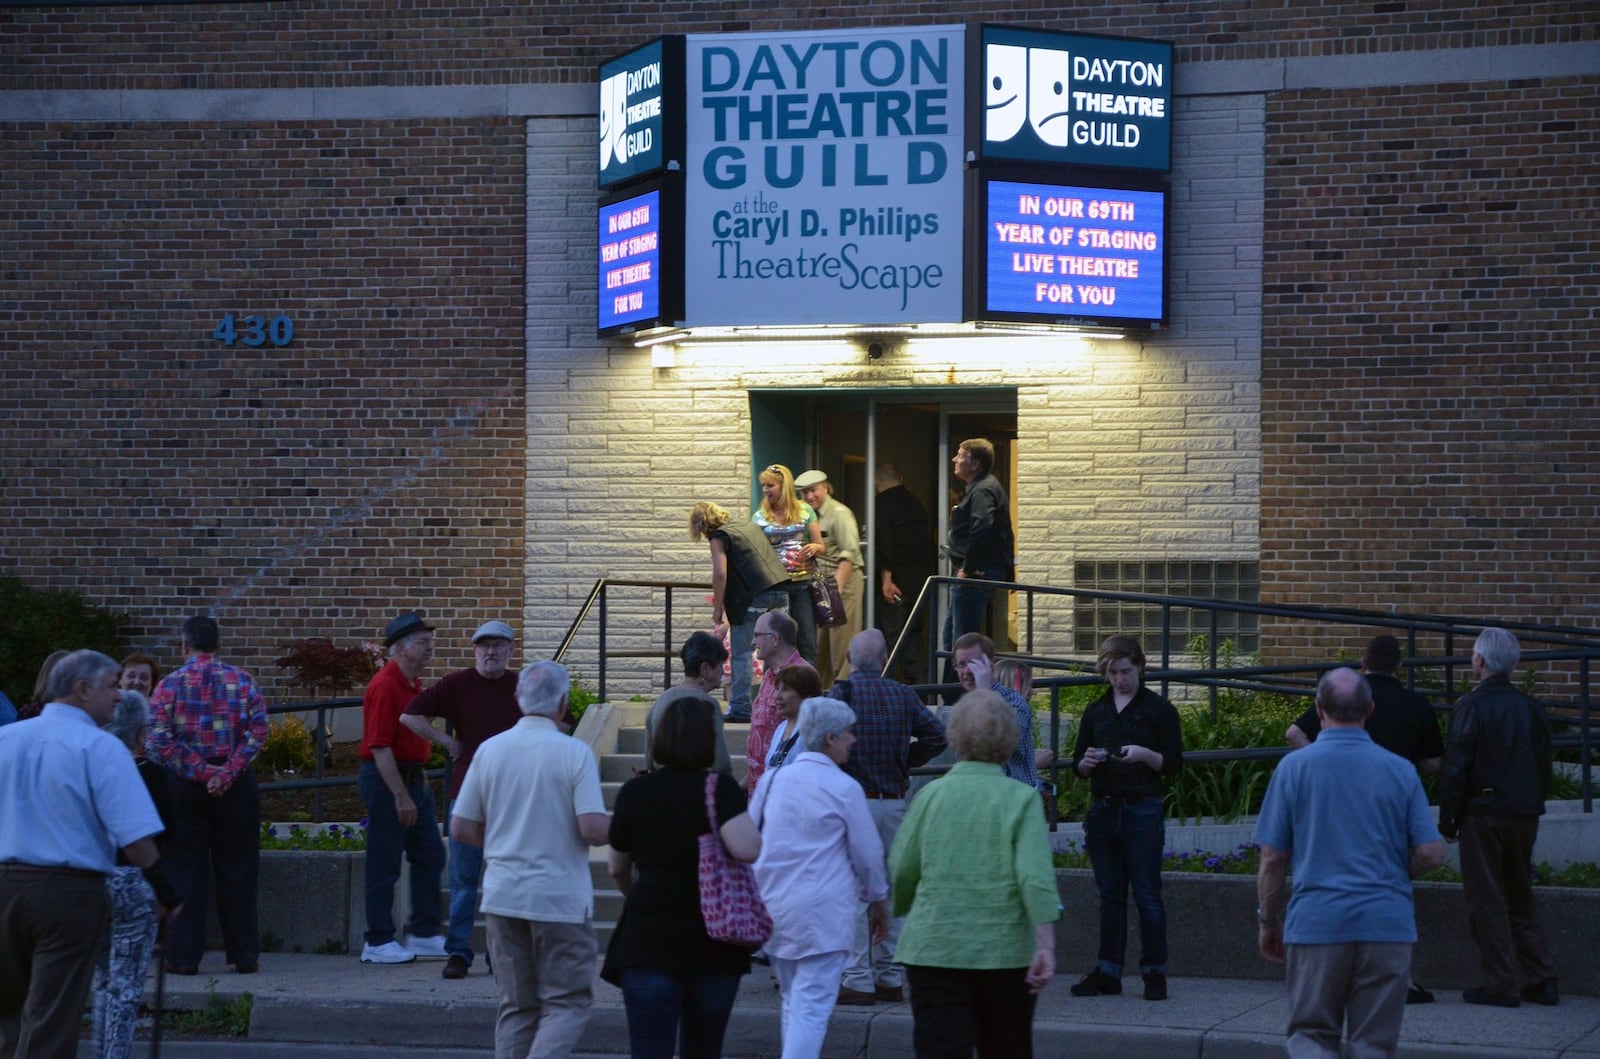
[358,611,448,965]
[400,620,524,979]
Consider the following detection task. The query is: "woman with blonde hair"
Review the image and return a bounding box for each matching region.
[690,499,790,723]
[890,689,1059,1057]
[752,463,823,667]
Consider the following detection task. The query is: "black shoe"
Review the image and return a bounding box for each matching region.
[1070,969,1122,997]
[164,964,198,976]
[724,711,751,724]
[1142,971,1167,1001]
[1406,982,1434,1004]
[1520,978,1559,1006]
[442,955,470,980]
[233,961,258,975]
[1462,987,1519,1008]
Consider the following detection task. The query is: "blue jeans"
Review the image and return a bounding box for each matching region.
[445,797,483,963]
[358,758,446,945]
[619,968,741,1059]
[727,589,787,721]
[1084,796,1168,975]
[942,565,1006,683]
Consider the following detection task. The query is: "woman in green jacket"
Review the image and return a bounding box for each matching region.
[890,689,1060,1058]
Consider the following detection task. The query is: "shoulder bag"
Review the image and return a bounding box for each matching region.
[698,772,773,948]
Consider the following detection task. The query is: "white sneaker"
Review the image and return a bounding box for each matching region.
[360,941,417,964]
[404,934,449,959]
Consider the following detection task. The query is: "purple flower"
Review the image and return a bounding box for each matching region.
[1204,857,1221,870]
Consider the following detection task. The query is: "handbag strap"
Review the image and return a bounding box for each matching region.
[703,770,720,834]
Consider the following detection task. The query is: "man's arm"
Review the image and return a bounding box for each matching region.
[1416,756,1442,776]
[1410,839,1445,879]
[906,703,947,769]
[399,714,462,760]
[450,814,485,847]
[1284,724,1311,750]
[1256,843,1291,965]
[1436,700,1477,838]
[371,746,418,827]
[708,536,731,629]
[577,812,610,847]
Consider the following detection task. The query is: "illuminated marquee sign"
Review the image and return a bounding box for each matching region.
[971,25,1173,172]
[971,174,1167,327]
[599,37,684,190]
[598,184,683,334]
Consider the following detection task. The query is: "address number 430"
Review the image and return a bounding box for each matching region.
[213,314,294,348]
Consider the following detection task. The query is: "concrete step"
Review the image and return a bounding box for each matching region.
[616,722,750,756]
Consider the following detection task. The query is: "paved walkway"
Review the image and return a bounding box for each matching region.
[124,951,1600,1057]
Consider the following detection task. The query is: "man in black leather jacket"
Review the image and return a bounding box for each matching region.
[1437,627,1559,1007]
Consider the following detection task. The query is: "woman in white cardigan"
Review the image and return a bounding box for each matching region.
[750,697,889,1059]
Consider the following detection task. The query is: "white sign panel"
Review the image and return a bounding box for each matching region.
[684,26,965,325]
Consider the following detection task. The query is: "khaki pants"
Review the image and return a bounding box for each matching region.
[1284,941,1410,1058]
[485,913,597,1059]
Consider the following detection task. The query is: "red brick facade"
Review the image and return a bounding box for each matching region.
[1,3,1596,690]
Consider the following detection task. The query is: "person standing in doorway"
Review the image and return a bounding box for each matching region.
[943,439,1015,669]
[796,469,864,684]
[873,462,935,684]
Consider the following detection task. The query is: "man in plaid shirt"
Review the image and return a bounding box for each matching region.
[830,629,947,1006]
[147,614,269,975]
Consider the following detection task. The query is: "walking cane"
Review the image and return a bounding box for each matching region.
[149,931,167,1059]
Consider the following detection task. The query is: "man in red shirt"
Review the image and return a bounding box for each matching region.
[358,611,448,965]
[399,620,524,979]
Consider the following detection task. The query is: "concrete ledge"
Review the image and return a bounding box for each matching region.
[1054,869,1600,994]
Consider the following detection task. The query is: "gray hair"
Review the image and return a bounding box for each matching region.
[1315,666,1373,724]
[798,696,855,753]
[104,690,150,751]
[1474,627,1521,676]
[43,649,120,702]
[517,660,570,718]
[388,631,430,659]
[847,628,888,673]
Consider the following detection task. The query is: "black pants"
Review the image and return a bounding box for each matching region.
[0,866,110,1059]
[905,964,1036,1059]
[164,769,260,969]
[1458,814,1556,997]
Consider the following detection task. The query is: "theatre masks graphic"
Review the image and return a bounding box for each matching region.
[984,43,1073,148]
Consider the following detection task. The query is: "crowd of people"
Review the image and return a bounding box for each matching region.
[0,555,1566,1059]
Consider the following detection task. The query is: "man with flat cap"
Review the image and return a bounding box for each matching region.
[399,620,526,979]
[358,611,448,965]
[797,469,864,684]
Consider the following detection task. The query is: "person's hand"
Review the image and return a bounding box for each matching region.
[205,772,231,797]
[882,577,903,604]
[965,654,993,689]
[1025,946,1055,993]
[1119,743,1151,767]
[1258,922,1285,965]
[868,900,890,945]
[443,736,463,761]
[395,791,418,827]
[955,568,969,579]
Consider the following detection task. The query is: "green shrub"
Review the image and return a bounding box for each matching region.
[256,717,316,775]
[0,577,125,706]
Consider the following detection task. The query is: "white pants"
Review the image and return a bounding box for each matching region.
[771,950,847,1059]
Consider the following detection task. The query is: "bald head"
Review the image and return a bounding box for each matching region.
[1315,666,1373,727]
[848,629,889,674]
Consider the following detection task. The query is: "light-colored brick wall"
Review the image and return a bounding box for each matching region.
[526,94,1265,696]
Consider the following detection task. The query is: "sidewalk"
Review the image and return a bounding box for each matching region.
[131,952,1600,1057]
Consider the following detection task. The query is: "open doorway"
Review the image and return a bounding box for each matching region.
[749,387,1019,678]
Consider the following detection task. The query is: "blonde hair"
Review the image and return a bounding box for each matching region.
[992,658,1032,700]
[689,501,730,541]
[947,689,1019,765]
[757,463,801,523]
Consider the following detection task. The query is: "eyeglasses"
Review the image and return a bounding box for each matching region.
[475,641,512,653]
[753,630,778,640]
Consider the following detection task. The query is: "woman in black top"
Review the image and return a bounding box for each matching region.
[604,695,762,1059]
[1069,635,1185,1002]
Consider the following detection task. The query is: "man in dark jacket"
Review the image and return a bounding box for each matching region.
[942,438,1014,673]
[873,463,934,683]
[1438,627,1558,1007]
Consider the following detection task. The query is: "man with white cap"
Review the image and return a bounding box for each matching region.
[796,469,864,683]
[400,619,526,979]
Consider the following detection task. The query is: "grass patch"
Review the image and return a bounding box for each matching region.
[162,983,252,1038]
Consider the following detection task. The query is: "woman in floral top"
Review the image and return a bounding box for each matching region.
[752,463,823,666]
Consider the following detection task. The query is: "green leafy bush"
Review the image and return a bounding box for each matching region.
[0,577,125,706]
[256,716,316,775]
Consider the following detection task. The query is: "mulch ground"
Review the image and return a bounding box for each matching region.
[257,740,447,823]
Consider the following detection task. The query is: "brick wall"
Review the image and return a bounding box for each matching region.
[1260,77,1600,664]
[0,120,527,697]
[2,2,1592,90]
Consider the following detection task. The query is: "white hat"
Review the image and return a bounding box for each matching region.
[794,469,828,488]
[472,620,516,643]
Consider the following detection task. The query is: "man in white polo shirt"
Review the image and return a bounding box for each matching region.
[450,661,608,1058]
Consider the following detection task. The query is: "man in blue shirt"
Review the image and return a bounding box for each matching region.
[0,650,175,1059]
[1256,666,1445,1057]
